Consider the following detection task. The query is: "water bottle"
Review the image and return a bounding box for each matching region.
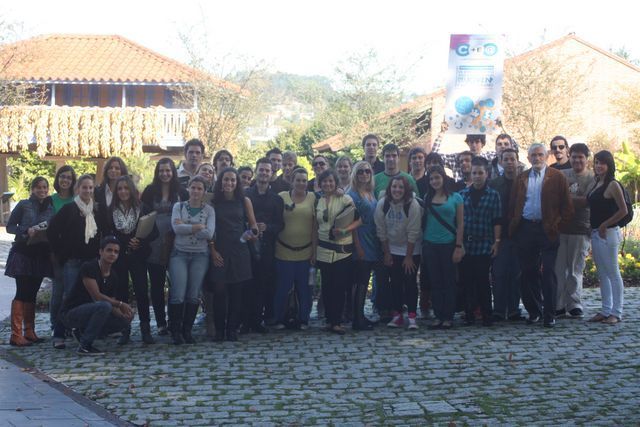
[239,229,254,243]
[308,267,316,287]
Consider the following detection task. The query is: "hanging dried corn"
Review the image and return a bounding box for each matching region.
[88,110,101,157]
[110,108,122,153]
[121,108,133,154]
[58,108,70,157]
[68,108,81,157]
[33,108,49,157]
[79,110,91,156]
[131,107,144,155]
[99,108,111,157]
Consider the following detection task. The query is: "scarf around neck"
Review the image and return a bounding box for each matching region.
[74,195,98,244]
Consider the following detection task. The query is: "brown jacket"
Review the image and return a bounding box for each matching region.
[508,167,574,241]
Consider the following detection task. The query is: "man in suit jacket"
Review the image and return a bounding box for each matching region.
[508,143,574,327]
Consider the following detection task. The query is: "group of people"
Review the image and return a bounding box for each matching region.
[5,129,628,355]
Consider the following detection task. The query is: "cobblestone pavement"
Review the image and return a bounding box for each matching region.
[1,288,638,426]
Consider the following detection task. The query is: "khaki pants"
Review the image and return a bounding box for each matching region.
[554,233,590,311]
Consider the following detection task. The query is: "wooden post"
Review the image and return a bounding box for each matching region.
[0,155,8,193]
[51,84,56,106]
[95,158,105,182]
[122,86,126,107]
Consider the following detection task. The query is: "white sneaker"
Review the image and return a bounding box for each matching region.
[387,314,403,328]
[369,311,381,323]
[408,317,418,330]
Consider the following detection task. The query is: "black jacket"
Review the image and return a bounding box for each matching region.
[47,202,100,265]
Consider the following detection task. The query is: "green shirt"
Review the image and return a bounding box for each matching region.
[374,171,419,200]
[51,193,74,214]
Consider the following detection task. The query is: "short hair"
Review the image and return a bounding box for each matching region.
[495,134,513,145]
[569,143,590,157]
[188,175,209,190]
[317,169,339,186]
[238,166,253,176]
[425,152,444,167]
[255,157,273,169]
[381,143,399,157]
[53,165,76,193]
[361,134,380,148]
[457,151,474,162]
[408,146,427,160]
[312,155,330,167]
[30,176,49,191]
[213,149,234,167]
[184,138,205,155]
[550,135,568,149]
[465,134,486,145]
[283,151,297,163]
[528,143,547,155]
[471,156,489,171]
[500,148,519,161]
[291,167,308,181]
[100,235,121,250]
[266,147,283,158]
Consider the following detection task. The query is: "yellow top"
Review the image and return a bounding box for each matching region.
[275,191,315,261]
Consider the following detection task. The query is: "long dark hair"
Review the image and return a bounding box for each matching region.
[102,156,129,186]
[424,165,451,206]
[384,175,413,205]
[593,150,616,186]
[151,158,181,203]
[53,165,76,194]
[213,167,245,202]
[109,175,140,216]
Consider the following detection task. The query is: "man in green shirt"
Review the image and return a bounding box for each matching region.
[374,143,418,199]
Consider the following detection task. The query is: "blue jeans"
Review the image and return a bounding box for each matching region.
[63,301,129,347]
[424,242,456,322]
[492,238,522,319]
[273,259,312,324]
[53,258,86,338]
[168,250,209,305]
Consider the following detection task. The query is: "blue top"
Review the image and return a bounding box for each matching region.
[459,185,502,255]
[423,193,462,244]
[348,189,382,261]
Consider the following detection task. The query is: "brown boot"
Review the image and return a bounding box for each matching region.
[23,302,44,343]
[10,300,32,347]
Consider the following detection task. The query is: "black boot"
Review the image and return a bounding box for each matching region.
[140,321,155,344]
[117,326,131,345]
[182,303,199,344]
[168,303,184,345]
[352,283,373,331]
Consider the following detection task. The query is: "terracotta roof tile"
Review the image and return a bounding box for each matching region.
[0,34,229,85]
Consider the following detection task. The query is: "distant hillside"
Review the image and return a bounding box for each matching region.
[264,72,335,106]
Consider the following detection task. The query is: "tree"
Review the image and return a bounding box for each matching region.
[502,51,588,145]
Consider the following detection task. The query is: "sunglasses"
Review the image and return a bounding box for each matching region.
[322,208,329,223]
[313,161,326,167]
[356,169,372,175]
[552,145,566,150]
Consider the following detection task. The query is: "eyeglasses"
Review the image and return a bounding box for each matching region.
[551,145,565,150]
[312,161,326,167]
[356,169,372,175]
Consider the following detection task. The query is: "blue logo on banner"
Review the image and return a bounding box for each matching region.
[455,97,474,115]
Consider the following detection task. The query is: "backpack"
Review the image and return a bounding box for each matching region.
[615,181,634,227]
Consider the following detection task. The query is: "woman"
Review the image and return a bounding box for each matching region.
[95,156,128,229]
[348,161,381,331]
[47,174,101,348]
[314,169,361,335]
[374,175,423,330]
[105,175,158,344]
[209,167,258,342]
[196,162,216,192]
[272,168,316,330]
[422,166,464,329]
[169,176,215,345]
[141,159,189,337]
[5,177,54,346]
[49,166,77,349]
[308,155,330,192]
[336,156,353,191]
[586,151,628,325]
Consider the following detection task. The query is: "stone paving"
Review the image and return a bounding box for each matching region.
[1,288,639,426]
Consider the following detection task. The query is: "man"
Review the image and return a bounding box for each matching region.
[431,129,519,181]
[282,151,298,184]
[550,136,572,170]
[453,151,474,192]
[266,148,291,194]
[554,143,593,318]
[213,149,234,175]
[238,166,254,190]
[60,236,133,355]
[459,157,502,326]
[178,139,205,188]
[490,134,518,178]
[489,148,523,321]
[409,146,428,198]
[362,134,385,174]
[374,143,419,198]
[509,143,574,327]
[244,158,284,332]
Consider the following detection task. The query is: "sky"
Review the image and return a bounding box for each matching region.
[2,0,638,95]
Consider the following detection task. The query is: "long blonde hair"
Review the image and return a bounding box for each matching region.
[349,161,375,200]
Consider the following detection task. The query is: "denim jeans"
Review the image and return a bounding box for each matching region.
[424,242,456,322]
[168,249,209,305]
[273,259,312,324]
[63,301,129,347]
[492,238,522,318]
[53,258,86,338]
[591,227,624,318]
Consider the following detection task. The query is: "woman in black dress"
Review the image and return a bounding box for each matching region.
[209,167,258,342]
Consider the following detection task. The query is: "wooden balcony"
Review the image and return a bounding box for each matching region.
[0,105,199,158]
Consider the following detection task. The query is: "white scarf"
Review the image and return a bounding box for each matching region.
[75,195,98,244]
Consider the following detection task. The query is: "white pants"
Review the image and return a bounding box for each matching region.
[554,233,590,311]
[591,227,624,318]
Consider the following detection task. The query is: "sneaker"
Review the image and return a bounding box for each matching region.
[77,344,105,355]
[568,308,584,318]
[71,328,82,344]
[369,309,381,323]
[387,314,403,328]
[408,317,418,330]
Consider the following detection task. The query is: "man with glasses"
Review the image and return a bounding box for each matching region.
[549,136,572,170]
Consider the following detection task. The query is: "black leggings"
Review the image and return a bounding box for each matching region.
[213,280,247,333]
[318,256,352,327]
[15,276,43,303]
[147,263,168,326]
